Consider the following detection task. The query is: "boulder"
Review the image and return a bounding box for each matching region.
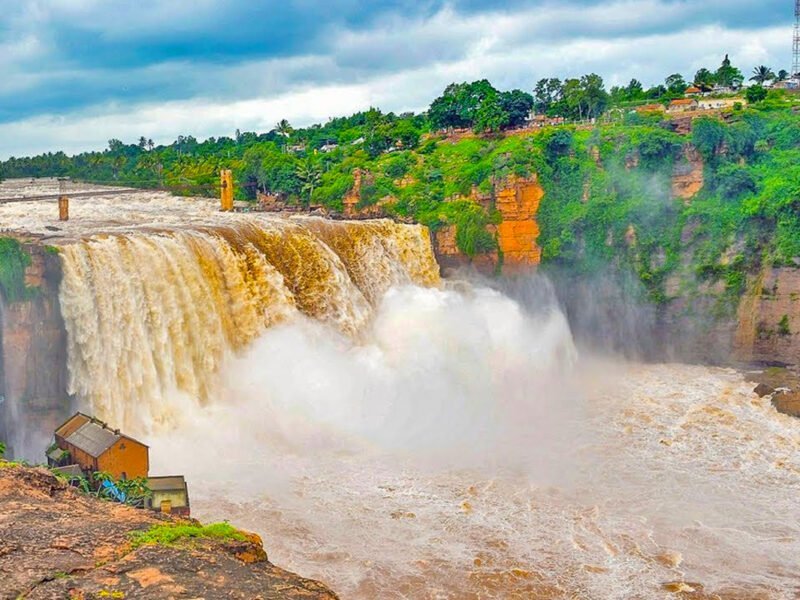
[772,391,800,418]
[753,383,775,397]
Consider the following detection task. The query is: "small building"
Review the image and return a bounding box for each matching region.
[697,98,745,111]
[774,79,800,90]
[684,86,702,97]
[667,98,699,113]
[147,475,191,516]
[51,412,149,480]
[320,142,339,153]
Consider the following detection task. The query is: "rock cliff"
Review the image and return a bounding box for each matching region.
[671,145,704,201]
[432,176,543,275]
[735,267,800,365]
[0,238,71,461]
[494,176,543,273]
[0,463,338,599]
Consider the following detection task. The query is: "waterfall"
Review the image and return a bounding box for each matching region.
[57,216,440,432]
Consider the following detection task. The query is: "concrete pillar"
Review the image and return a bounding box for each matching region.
[220,169,234,212]
[58,196,69,221]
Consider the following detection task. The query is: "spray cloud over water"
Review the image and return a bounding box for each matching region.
[52,214,800,599]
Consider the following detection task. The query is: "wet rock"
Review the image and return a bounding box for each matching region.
[753,383,775,397]
[0,463,338,600]
[772,391,800,418]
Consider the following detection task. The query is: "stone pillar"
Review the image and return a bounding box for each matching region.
[58,196,69,221]
[220,169,234,212]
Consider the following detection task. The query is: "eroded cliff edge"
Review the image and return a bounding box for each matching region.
[0,462,338,600]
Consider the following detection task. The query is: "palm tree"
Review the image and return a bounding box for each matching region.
[295,160,321,207]
[750,65,775,84]
[275,119,293,139]
[275,119,293,153]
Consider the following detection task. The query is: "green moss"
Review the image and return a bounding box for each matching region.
[0,237,36,303]
[129,522,246,549]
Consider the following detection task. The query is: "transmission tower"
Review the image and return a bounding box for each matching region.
[794,0,800,77]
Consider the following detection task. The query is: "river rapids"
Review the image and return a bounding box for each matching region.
[3,180,797,599]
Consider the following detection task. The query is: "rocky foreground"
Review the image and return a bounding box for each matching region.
[0,463,338,599]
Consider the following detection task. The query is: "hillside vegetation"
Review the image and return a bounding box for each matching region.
[2,57,800,312]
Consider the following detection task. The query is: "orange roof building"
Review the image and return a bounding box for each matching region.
[51,413,149,480]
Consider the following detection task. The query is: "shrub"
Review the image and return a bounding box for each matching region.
[778,314,791,336]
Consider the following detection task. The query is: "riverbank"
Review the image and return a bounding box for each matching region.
[0,462,338,599]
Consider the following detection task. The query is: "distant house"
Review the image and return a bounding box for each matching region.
[667,98,699,113]
[320,142,339,153]
[287,144,306,153]
[50,413,149,480]
[147,475,190,516]
[774,79,800,90]
[684,86,702,97]
[697,98,745,111]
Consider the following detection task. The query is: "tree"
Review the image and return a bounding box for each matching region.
[295,159,322,206]
[750,65,775,84]
[626,79,645,100]
[777,69,789,82]
[498,89,533,128]
[147,138,154,151]
[576,73,609,119]
[137,136,147,150]
[474,97,509,132]
[715,54,744,88]
[107,139,124,154]
[665,73,688,95]
[275,119,293,139]
[745,84,768,104]
[428,80,500,130]
[693,68,716,92]
[645,85,667,99]
[533,78,562,114]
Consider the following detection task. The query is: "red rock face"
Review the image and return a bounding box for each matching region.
[494,176,543,273]
[431,176,543,276]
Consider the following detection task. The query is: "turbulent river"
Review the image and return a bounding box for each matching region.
[12,181,796,599]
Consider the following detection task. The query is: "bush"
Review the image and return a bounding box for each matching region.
[778,314,791,336]
[745,85,768,104]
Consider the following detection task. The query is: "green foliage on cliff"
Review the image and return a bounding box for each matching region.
[2,65,800,308]
[129,522,246,549]
[0,238,36,303]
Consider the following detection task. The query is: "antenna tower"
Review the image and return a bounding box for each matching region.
[794,0,800,77]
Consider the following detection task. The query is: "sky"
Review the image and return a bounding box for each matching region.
[0,0,793,158]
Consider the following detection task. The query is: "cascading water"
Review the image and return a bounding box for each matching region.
[58,217,439,433]
[41,191,800,599]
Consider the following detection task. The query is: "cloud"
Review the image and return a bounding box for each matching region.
[0,0,794,158]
